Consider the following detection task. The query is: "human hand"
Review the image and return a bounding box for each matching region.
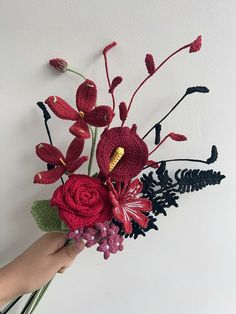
[0,232,84,305]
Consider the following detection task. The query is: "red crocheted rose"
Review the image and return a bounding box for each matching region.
[96,124,148,182]
[50,174,112,230]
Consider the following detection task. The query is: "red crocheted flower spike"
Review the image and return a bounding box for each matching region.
[45,80,115,139]
[108,178,152,234]
[189,35,202,53]
[34,138,88,184]
[96,124,149,182]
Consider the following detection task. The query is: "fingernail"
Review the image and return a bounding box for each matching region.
[76,240,85,253]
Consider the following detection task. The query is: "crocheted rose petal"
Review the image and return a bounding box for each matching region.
[51,174,112,230]
[69,119,90,139]
[36,143,64,165]
[34,166,64,184]
[65,156,88,174]
[66,138,85,162]
[85,106,115,127]
[45,96,79,120]
[96,125,148,182]
[76,79,97,113]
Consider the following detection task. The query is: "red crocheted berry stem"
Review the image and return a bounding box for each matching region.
[122,43,191,127]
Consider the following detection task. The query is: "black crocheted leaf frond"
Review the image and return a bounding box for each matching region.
[113,162,225,240]
[174,168,225,193]
[113,213,158,239]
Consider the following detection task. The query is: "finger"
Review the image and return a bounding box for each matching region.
[58,266,67,273]
[54,240,85,267]
[23,232,67,256]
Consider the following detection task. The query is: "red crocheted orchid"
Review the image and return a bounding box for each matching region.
[108,178,152,234]
[45,79,115,139]
[34,138,88,184]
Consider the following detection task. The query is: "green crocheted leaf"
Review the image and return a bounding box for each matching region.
[31,200,68,232]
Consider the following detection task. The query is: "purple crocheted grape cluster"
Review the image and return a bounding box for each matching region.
[67,221,124,259]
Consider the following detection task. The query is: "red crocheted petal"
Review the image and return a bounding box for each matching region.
[169,132,187,141]
[96,126,148,182]
[45,96,79,120]
[84,106,115,127]
[189,35,202,53]
[65,156,88,174]
[112,205,133,234]
[76,79,97,113]
[146,160,160,169]
[94,199,113,224]
[125,205,149,229]
[33,167,64,184]
[66,138,84,162]
[59,209,100,231]
[126,178,143,196]
[69,119,90,139]
[36,143,65,165]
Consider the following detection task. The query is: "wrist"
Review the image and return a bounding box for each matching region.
[0,263,24,306]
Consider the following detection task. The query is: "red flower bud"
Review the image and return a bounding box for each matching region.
[119,102,128,122]
[145,54,156,75]
[189,35,202,53]
[170,133,187,141]
[103,42,117,55]
[49,58,68,72]
[109,76,123,93]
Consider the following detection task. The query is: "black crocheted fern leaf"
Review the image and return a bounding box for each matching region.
[116,162,225,239]
[113,213,158,239]
[174,168,225,193]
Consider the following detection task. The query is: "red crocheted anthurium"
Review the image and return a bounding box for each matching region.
[108,179,152,234]
[45,80,115,139]
[96,124,149,182]
[50,174,112,230]
[34,138,88,184]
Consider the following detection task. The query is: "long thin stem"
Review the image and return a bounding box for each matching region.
[103,50,116,112]
[28,279,53,314]
[1,296,23,314]
[88,127,98,176]
[148,134,171,156]
[67,68,86,80]
[142,93,187,140]
[143,158,210,170]
[122,44,190,126]
[23,289,43,314]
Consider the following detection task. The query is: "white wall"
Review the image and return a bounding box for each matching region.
[0,1,236,313]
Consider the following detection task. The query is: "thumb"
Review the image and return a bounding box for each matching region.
[54,240,85,266]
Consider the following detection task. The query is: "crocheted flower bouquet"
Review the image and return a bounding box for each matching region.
[32,36,225,260]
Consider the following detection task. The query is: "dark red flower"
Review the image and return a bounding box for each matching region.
[34,138,88,184]
[189,35,202,53]
[45,80,115,139]
[96,124,149,182]
[50,174,112,230]
[49,58,68,72]
[108,179,152,234]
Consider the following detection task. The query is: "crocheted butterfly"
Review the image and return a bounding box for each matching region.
[32,36,225,259]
